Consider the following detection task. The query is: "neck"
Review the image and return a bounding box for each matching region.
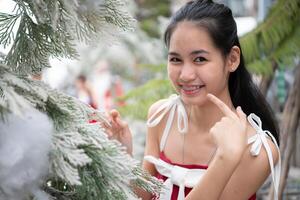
[186,89,235,133]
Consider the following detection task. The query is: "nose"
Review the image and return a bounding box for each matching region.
[179,63,196,82]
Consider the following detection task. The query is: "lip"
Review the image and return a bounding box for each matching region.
[178,84,205,96]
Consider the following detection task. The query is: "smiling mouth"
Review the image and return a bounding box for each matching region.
[179,84,205,94]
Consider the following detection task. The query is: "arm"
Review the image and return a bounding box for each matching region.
[185,94,248,200]
[142,99,167,174]
[106,100,166,200]
[186,94,279,200]
[219,138,279,200]
[137,99,168,200]
[186,138,279,200]
[186,147,243,200]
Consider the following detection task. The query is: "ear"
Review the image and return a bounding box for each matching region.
[226,46,240,72]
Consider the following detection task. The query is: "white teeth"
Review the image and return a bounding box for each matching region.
[181,85,203,90]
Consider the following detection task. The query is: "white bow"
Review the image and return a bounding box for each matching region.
[247,113,281,200]
[147,94,188,151]
[144,155,206,200]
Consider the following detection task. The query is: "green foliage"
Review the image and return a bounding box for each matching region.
[247,58,273,76]
[138,62,167,75]
[272,26,300,66]
[136,0,171,38]
[140,19,161,38]
[241,0,300,75]
[118,78,174,120]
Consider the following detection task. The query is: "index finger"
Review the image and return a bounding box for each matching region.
[110,109,120,119]
[207,93,237,119]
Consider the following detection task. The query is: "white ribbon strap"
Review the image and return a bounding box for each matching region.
[247,113,281,200]
[144,155,206,200]
[146,94,188,151]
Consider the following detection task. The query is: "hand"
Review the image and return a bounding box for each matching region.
[102,109,133,155]
[207,94,247,161]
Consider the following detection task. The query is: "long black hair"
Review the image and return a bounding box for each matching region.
[164,0,279,144]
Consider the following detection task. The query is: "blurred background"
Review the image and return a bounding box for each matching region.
[0,0,299,199]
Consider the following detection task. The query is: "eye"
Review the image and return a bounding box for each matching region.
[169,57,182,63]
[194,56,207,63]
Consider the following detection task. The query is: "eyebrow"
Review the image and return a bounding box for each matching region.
[168,50,209,56]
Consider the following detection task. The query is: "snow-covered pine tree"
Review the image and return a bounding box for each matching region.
[0,0,162,199]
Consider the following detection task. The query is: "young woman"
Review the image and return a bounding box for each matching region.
[104,0,281,199]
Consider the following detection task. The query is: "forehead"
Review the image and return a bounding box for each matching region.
[169,21,218,54]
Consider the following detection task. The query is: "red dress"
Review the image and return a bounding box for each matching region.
[155,152,256,200]
[146,95,280,200]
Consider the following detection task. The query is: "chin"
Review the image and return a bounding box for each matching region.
[180,93,208,106]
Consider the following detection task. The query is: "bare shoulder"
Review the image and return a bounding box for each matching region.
[145,98,170,152]
[147,98,169,118]
[147,98,170,139]
[246,124,279,164]
[143,99,170,174]
[220,124,280,199]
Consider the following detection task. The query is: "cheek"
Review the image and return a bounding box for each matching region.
[167,66,179,81]
[167,66,181,91]
[204,71,228,93]
[198,64,227,85]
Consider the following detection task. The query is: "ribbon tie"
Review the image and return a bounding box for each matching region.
[144,155,206,200]
[247,113,281,200]
[147,94,188,151]
[146,95,281,200]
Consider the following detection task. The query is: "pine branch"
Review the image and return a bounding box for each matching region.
[0,1,161,199]
[0,63,162,199]
[0,0,135,75]
[0,13,20,48]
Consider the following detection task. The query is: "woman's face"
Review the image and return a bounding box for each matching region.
[167,21,233,106]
